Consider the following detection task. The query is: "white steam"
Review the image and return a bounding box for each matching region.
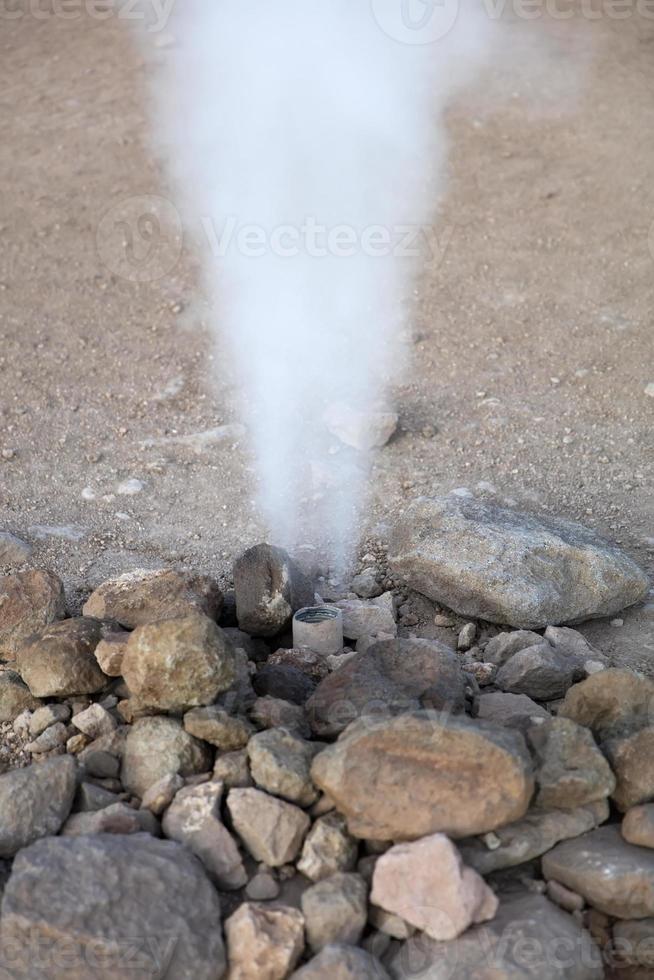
[145,0,493,570]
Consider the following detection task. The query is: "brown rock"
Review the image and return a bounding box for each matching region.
[0,569,66,658]
[122,613,236,713]
[311,711,534,841]
[29,702,70,737]
[622,804,654,848]
[529,716,616,808]
[140,773,184,815]
[225,902,305,980]
[15,617,109,697]
[82,567,223,628]
[268,647,330,682]
[543,824,654,918]
[227,787,310,866]
[93,631,129,676]
[72,702,117,740]
[250,696,310,737]
[213,749,252,788]
[371,833,497,941]
[306,637,467,737]
[559,669,654,739]
[234,543,313,637]
[603,726,654,810]
[0,668,40,721]
[183,704,254,750]
[121,715,212,797]
[248,728,323,806]
[162,781,247,890]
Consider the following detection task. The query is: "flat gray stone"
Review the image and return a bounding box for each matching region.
[389,495,649,629]
[543,824,654,918]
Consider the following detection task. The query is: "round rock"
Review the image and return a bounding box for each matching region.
[15,617,110,697]
[122,613,236,713]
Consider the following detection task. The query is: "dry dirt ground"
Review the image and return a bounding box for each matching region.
[0,8,652,662]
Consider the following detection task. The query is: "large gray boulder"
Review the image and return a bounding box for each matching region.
[306,638,467,737]
[0,756,77,857]
[311,711,534,841]
[389,496,649,629]
[0,834,226,979]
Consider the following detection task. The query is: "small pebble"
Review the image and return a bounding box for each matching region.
[117,479,145,496]
[457,622,477,651]
[245,872,280,901]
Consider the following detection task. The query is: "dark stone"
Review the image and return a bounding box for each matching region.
[254,664,317,705]
[306,637,467,737]
[234,543,314,637]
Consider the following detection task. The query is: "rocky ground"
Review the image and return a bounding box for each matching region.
[0,497,653,977]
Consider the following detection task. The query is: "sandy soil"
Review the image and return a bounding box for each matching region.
[1,9,652,651]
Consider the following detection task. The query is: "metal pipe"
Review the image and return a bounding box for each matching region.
[292,605,343,657]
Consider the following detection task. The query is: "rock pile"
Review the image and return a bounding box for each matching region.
[0,507,651,978]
